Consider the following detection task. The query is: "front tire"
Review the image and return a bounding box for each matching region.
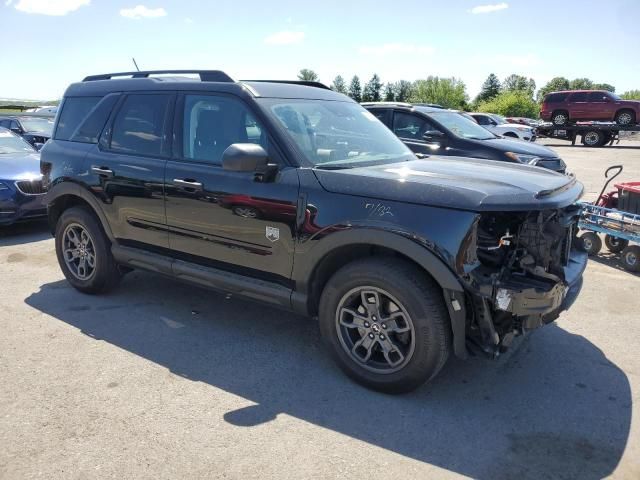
[319,257,451,393]
[615,110,635,126]
[55,206,122,294]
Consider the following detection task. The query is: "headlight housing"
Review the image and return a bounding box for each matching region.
[504,152,541,165]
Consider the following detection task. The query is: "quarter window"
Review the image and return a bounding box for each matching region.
[55,97,101,140]
[182,95,267,165]
[110,94,172,157]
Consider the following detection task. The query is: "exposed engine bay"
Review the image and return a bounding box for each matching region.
[463,205,586,356]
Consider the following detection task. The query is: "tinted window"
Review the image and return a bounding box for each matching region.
[10,120,20,131]
[70,94,119,144]
[370,109,390,126]
[588,92,607,102]
[393,112,434,139]
[473,114,491,126]
[0,120,10,128]
[569,92,588,102]
[545,92,569,103]
[183,95,267,165]
[55,97,101,140]
[110,94,171,157]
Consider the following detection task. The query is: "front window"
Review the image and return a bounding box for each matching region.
[0,130,36,154]
[429,111,495,140]
[608,92,622,101]
[259,99,413,168]
[19,117,54,135]
[489,114,507,125]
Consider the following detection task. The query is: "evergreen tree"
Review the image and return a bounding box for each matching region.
[362,74,383,102]
[475,73,501,103]
[348,75,362,102]
[394,80,413,102]
[383,83,395,101]
[330,75,348,94]
[297,69,318,82]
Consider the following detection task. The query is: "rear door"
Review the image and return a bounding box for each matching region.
[567,92,589,120]
[164,92,299,283]
[87,92,174,249]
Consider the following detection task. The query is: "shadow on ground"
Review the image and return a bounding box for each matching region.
[25,272,632,480]
[540,142,640,150]
[588,252,639,276]
[0,220,50,246]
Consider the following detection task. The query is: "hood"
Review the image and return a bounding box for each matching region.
[479,137,559,157]
[0,152,42,180]
[498,122,533,130]
[313,158,583,212]
[620,99,640,108]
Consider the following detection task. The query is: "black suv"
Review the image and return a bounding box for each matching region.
[363,103,566,173]
[41,70,587,393]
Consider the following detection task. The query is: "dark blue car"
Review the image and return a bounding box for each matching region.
[0,127,46,226]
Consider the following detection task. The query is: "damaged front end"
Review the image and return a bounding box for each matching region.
[461,205,588,356]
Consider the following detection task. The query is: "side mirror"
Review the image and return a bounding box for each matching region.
[603,96,611,102]
[222,143,277,181]
[423,130,445,142]
[10,127,22,134]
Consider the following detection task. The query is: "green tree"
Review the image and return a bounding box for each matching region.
[475,73,501,104]
[348,75,362,102]
[569,78,593,90]
[477,90,539,118]
[297,69,318,82]
[394,80,413,102]
[409,76,468,109]
[537,76,571,102]
[383,83,395,101]
[330,75,348,94]
[503,74,536,97]
[593,83,616,92]
[362,74,383,102]
[621,89,640,100]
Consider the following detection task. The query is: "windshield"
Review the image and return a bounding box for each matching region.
[19,117,54,135]
[0,130,36,154]
[430,111,496,140]
[259,99,414,168]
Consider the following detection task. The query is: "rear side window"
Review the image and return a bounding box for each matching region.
[569,92,588,102]
[544,92,569,103]
[110,94,172,157]
[70,94,120,144]
[55,97,101,140]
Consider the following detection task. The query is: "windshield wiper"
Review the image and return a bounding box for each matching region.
[315,164,355,170]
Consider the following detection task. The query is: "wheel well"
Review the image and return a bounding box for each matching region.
[47,194,93,234]
[502,131,518,137]
[616,108,635,117]
[307,244,441,316]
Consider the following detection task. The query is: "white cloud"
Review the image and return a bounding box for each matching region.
[120,5,167,19]
[5,0,14,7]
[264,30,305,45]
[358,43,435,56]
[14,0,90,16]
[469,3,508,14]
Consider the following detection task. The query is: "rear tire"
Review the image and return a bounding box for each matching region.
[552,110,569,126]
[582,130,604,147]
[615,110,635,126]
[318,257,451,394]
[579,232,602,256]
[620,245,640,272]
[55,206,122,294]
[604,235,628,253]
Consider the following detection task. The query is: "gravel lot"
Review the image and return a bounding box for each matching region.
[1,140,639,480]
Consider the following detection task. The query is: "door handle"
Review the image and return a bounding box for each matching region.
[91,166,114,177]
[173,178,203,191]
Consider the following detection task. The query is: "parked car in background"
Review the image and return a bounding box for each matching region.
[41,70,586,393]
[506,117,541,127]
[0,127,46,226]
[0,114,54,150]
[540,90,640,126]
[470,112,536,141]
[364,103,565,172]
[25,106,58,115]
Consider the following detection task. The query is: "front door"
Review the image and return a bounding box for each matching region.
[392,111,448,156]
[164,93,299,283]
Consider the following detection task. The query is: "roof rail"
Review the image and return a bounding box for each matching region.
[241,80,331,90]
[83,70,234,83]
[361,101,413,107]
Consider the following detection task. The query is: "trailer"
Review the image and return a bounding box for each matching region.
[536,122,640,147]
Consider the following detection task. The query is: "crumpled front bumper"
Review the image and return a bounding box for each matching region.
[492,249,588,328]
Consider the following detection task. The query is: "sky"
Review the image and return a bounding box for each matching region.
[1,0,639,101]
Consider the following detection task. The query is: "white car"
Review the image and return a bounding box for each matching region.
[470,113,536,142]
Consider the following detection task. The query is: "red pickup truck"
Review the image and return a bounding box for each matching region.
[540,90,640,126]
